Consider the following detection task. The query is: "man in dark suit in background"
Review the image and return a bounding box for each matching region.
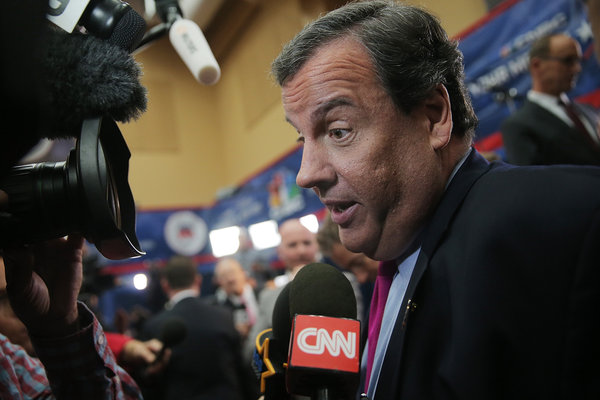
[271,1,600,399]
[500,32,600,165]
[139,255,258,400]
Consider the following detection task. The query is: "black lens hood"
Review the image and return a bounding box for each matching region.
[0,117,144,260]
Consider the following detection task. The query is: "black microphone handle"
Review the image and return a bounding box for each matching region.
[314,387,330,400]
[151,343,168,365]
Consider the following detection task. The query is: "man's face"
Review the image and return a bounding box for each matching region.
[216,263,246,296]
[281,36,446,261]
[536,35,582,96]
[277,221,319,270]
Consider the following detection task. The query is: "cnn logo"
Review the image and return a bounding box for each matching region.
[289,315,360,373]
[297,327,356,358]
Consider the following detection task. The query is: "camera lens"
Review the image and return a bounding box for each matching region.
[103,154,121,229]
[0,117,144,260]
[0,152,81,244]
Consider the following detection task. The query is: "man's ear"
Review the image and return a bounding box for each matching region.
[424,83,453,150]
[194,274,203,290]
[529,56,541,72]
[160,277,169,294]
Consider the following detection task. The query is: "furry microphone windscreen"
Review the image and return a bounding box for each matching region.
[39,26,148,139]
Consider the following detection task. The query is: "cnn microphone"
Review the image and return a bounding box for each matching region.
[46,0,146,52]
[285,263,361,400]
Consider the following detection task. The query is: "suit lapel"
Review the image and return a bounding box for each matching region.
[525,100,574,134]
[373,149,493,399]
[527,100,600,151]
[571,102,600,151]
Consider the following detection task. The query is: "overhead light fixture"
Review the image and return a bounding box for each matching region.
[300,214,319,233]
[133,273,148,290]
[248,220,280,250]
[209,225,241,257]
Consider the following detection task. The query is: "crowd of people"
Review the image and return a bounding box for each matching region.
[2,0,600,399]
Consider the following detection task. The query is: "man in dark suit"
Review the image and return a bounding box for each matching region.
[139,255,258,400]
[500,33,600,165]
[270,1,600,399]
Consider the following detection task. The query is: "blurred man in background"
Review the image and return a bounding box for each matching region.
[211,257,259,359]
[501,33,600,165]
[245,218,319,361]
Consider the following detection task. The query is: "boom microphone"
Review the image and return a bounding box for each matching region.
[253,283,292,400]
[39,26,147,140]
[285,263,361,400]
[46,0,147,52]
[153,0,221,85]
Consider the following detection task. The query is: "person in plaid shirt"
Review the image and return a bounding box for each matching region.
[1,234,143,399]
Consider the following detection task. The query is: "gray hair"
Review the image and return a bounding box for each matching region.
[271,0,477,139]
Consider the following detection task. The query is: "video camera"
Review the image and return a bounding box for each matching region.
[0,0,147,260]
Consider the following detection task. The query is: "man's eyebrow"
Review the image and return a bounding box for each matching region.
[285,97,354,127]
[316,97,354,116]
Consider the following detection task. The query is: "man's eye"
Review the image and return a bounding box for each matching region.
[330,128,351,139]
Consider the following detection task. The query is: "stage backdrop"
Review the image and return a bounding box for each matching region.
[97,0,600,277]
[97,145,326,277]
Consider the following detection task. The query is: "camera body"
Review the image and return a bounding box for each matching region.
[0,118,144,260]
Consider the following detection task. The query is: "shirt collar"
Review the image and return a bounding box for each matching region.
[165,288,198,309]
[445,147,472,190]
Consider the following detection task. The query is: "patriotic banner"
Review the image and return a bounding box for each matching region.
[98,145,325,275]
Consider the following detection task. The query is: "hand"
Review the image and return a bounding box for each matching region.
[120,338,164,367]
[133,339,172,379]
[3,234,85,337]
[234,322,251,339]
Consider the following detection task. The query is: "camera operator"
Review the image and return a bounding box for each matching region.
[0,236,149,399]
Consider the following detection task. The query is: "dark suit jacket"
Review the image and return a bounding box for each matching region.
[373,150,600,399]
[500,99,600,166]
[139,296,258,400]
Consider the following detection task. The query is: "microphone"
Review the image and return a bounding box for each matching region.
[154,316,187,364]
[169,18,221,85]
[38,26,148,140]
[154,0,221,85]
[46,0,147,53]
[253,283,292,400]
[0,27,148,259]
[284,263,361,400]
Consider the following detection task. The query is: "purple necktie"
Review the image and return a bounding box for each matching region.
[364,259,397,391]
